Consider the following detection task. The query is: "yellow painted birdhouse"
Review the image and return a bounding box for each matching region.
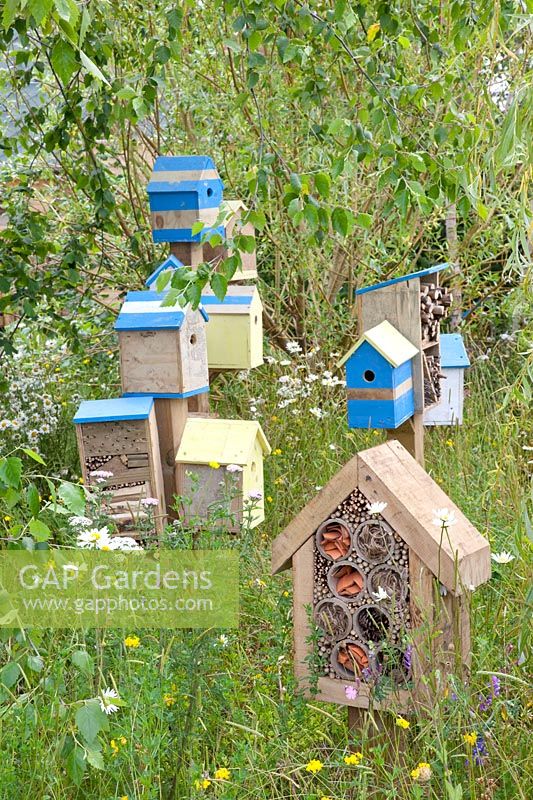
[201,284,263,370]
[175,418,270,530]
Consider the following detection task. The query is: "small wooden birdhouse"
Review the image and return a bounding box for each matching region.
[424,334,470,426]
[147,155,224,243]
[271,440,490,712]
[201,285,264,370]
[73,397,166,533]
[338,320,418,429]
[202,200,258,281]
[115,291,209,398]
[175,418,271,530]
[145,254,184,290]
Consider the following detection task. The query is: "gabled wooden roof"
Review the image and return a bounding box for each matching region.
[176,418,271,465]
[338,320,419,369]
[271,440,490,594]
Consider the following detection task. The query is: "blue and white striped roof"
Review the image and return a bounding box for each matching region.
[147,156,223,195]
[74,396,153,424]
[145,254,184,288]
[115,292,209,331]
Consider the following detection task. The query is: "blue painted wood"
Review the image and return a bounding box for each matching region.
[73,397,153,424]
[123,292,209,323]
[114,312,185,331]
[149,190,222,210]
[146,255,184,288]
[347,389,415,430]
[355,263,449,295]
[440,333,470,368]
[151,225,225,243]
[201,295,252,307]
[123,386,210,400]
[152,155,216,171]
[345,342,394,390]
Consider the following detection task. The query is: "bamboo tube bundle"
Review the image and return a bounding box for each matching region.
[423,353,445,407]
[315,518,352,561]
[331,639,370,679]
[327,562,365,599]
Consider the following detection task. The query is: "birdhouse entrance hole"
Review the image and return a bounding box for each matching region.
[363,369,375,382]
[190,333,197,345]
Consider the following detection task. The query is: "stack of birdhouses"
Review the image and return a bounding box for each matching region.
[146,155,264,373]
[72,154,270,537]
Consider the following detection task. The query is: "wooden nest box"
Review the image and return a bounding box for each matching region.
[201,285,264,370]
[147,155,224,243]
[73,397,166,534]
[115,291,209,398]
[424,333,470,426]
[338,320,418,429]
[175,418,271,530]
[353,264,454,424]
[271,440,490,712]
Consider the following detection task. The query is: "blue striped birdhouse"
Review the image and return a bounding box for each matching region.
[147,155,224,243]
[338,321,418,429]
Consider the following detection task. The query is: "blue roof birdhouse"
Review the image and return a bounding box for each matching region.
[147,155,224,243]
[338,320,419,429]
[145,254,184,289]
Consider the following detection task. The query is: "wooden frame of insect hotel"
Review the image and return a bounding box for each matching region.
[272,440,490,712]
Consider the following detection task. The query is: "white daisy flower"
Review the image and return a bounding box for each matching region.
[432,508,457,527]
[109,536,142,551]
[0,419,12,430]
[286,341,302,354]
[491,551,515,564]
[369,501,387,515]
[99,688,120,715]
[309,407,325,419]
[77,526,111,549]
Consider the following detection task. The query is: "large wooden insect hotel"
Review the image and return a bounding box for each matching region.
[272,440,491,711]
[73,397,166,534]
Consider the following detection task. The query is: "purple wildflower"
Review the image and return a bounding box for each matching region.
[478,694,492,713]
[473,734,488,766]
[491,675,501,697]
[403,645,413,672]
[345,679,360,700]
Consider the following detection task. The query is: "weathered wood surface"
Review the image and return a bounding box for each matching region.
[385,414,425,466]
[154,398,188,518]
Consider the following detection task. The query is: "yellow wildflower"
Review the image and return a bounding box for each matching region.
[78,477,84,484]
[463,732,477,746]
[119,796,128,800]
[208,461,220,469]
[411,762,431,781]
[305,759,323,774]
[273,448,282,456]
[321,797,333,800]
[124,634,140,648]
[282,590,289,597]
[120,736,127,745]
[110,739,119,756]
[194,778,211,790]
[214,767,230,780]
[271,415,278,422]
[344,751,363,765]
[3,515,12,522]
[82,358,90,365]
[411,767,420,780]
[446,439,454,447]
[267,496,273,503]
[163,693,176,707]
[396,716,410,729]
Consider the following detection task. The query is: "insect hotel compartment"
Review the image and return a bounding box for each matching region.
[313,488,411,686]
[73,397,166,534]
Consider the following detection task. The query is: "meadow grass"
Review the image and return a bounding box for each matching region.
[0,333,531,800]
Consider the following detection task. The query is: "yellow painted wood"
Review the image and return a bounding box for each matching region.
[339,320,419,369]
[175,417,270,528]
[204,286,263,370]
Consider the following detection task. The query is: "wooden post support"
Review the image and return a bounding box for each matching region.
[170,241,204,266]
[154,398,188,518]
[386,413,425,467]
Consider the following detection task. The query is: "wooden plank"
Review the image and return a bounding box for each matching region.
[79,420,148,457]
[146,405,167,534]
[170,241,204,266]
[292,538,314,686]
[178,311,209,395]
[119,329,181,395]
[312,677,411,711]
[408,551,434,707]
[176,463,243,532]
[187,392,210,414]
[386,413,424,466]
[347,377,412,401]
[272,455,358,574]
[357,440,491,592]
[357,279,424,412]
[154,398,188,518]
